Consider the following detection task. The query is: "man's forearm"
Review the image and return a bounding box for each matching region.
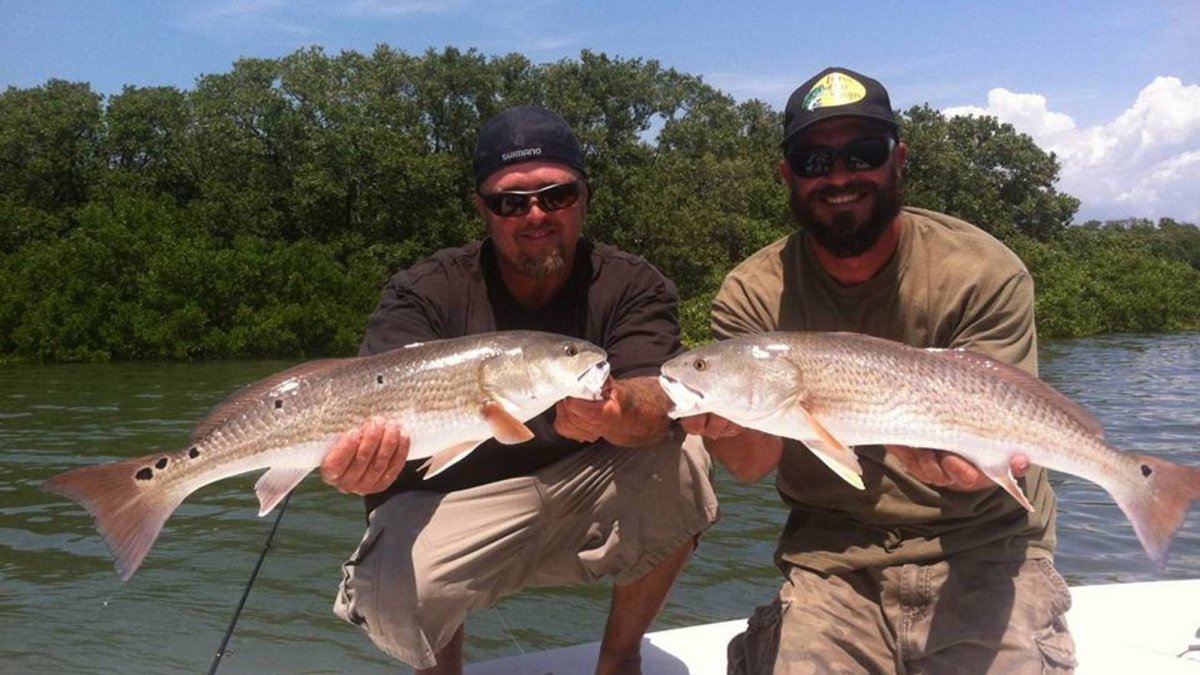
[705,429,782,483]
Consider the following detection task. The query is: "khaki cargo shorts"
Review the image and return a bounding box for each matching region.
[728,555,1077,674]
[333,434,718,669]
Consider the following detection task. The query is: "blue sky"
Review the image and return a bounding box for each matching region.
[3,0,1199,223]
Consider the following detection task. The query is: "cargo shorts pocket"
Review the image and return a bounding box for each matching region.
[1031,559,1077,671]
[727,598,786,675]
[333,521,387,629]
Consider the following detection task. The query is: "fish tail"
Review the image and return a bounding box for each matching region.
[1114,453,1200,568]
[42,455,187,581]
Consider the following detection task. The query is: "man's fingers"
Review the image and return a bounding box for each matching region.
[555,399,605,442]
[1011,453,1030,478]
[679,413,742,439]
[940,452,988,489]
[679,415,707,435]
[321,429,362,486]
[344,419,385,485]
[890,446,1030,492]
[365,423,410,493]
[379,430,412,488]
[357,422,399,493]
[888,445,951,486]
[322,420,412,495]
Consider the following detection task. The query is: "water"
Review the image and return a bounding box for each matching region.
[2,333,1199,674]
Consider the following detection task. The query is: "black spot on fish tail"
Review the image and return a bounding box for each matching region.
[155,457,168,469]
[135,468,153,481]
[1142,464,1153,477]
[274,399,283,409]
[188,447,200,458]
[377,374,384,384]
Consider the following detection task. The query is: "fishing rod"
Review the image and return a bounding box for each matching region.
[207,493,291,675]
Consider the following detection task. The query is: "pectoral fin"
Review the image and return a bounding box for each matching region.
[254,467,313,516]
[792,405,864,489]
[482,400,535,444]
[757,398,865,491]
[987,465,1035,512]
[802,437,866,491]
[420,440,483,479]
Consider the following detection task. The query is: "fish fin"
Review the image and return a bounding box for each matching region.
[482,400,535,444]
[803,439,867,490]
[1113,453,1200,568]
[932,349,1106,440]
[419,440,483,479]
[795,407,865,490]
[987,466,1035,512]
[254,467,313,516]
[42,453,188,581]
[192,358,349,440]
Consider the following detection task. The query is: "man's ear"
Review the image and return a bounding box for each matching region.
[778,158,792,182]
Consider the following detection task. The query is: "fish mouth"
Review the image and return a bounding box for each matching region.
[577,360,610,400]
[658,375,705,419]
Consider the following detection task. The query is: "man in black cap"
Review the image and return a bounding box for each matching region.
[682,68,1077,672]
[323,104,718,674]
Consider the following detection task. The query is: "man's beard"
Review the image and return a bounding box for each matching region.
[790,171,903,258]
[517,246,567,278]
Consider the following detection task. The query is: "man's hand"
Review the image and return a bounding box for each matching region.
[679,413,782,483]
[678,413,743,439]
[554,376,674,447]
[886,445,1029,492]
[555,378,620,443]
[321,418,410,495]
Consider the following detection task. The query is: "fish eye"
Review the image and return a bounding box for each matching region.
[693,358,707,371]
[563,344,578,357]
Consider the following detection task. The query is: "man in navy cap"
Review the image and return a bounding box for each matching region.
[683,68,1076,673]
[324,105,718,674]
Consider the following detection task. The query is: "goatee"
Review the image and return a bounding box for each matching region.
[518,247,567,278]
[790,173,903,258]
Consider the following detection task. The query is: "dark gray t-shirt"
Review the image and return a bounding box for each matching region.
[361,238,682,510]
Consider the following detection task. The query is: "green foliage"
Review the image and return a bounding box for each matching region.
[0,47,1195,361]
[0,194,383,361]
[1011,229,1200,338]
[901,105,1079,240]
[0,79,104,215]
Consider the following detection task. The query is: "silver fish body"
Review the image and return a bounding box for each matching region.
[660,331,1200,567]
[44,330,610,580]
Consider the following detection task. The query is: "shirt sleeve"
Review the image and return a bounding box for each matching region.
[358,269,448,357]
[711,269,777,340]
[602,266,683,378]
[949,269,1039,376]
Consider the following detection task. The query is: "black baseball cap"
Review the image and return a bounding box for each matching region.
[781,67,899,148]
[473,105,587,187]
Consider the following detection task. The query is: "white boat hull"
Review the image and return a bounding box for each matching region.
[467,579,1200,674]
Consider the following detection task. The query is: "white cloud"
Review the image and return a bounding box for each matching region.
[944,77,1200,225]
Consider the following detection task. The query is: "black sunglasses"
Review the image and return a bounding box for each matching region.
[480,181,583,218]
[785,136,897,178]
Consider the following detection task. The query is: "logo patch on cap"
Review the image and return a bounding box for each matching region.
[802,72,867,111]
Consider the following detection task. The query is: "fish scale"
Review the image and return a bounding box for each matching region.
[43,330,610,580]
[660,330,1200,567]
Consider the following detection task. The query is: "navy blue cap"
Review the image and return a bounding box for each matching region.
[782,67,898,148]
[473,105,587,187]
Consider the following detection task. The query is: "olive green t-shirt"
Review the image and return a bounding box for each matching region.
[711,207,1057,573]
